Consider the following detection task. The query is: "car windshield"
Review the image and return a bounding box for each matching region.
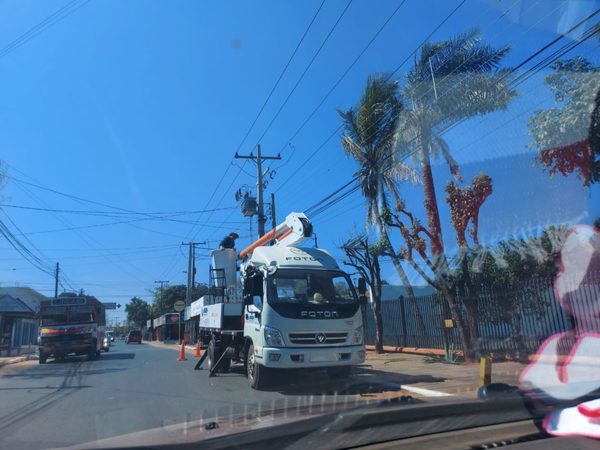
[1,0,599,448]
[267,270,358,304]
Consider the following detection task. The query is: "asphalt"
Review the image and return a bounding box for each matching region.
[0,340,527,449]
[0,340,409,450]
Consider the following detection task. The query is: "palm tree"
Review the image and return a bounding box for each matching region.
[396,29,516,359]
[338,74,426,336]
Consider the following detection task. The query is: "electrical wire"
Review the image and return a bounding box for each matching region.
[0,0,90,60]
[234,0,326,153]
[254,0,354,145]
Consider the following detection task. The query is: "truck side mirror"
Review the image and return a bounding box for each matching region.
[357,278,367,295]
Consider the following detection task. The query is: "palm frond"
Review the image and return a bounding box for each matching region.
[435,70,517,124]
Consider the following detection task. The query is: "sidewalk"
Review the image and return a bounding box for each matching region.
[145,340,526,399]
[145,340,197,352]
[0,351,38,369]
[362,351,525,398]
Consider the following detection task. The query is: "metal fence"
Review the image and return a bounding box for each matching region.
[362,273,596,356]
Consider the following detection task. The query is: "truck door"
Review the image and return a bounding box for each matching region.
[243,270,264,350]
[244,295,262,337]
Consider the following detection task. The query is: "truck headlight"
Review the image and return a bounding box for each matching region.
[352,326,363,345]
[264,326,284,347]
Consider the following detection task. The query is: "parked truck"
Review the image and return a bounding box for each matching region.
[197,212,366,389]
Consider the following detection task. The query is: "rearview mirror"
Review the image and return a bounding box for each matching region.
[357,278,367,296]
[357,278,368,305]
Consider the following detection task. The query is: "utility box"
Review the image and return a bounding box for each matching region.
[241,196,257,217]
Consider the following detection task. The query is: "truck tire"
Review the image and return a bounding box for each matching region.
[39,353,47,364]
[326,366,351,380]
[208,339,231,373]
[247,343,269,390]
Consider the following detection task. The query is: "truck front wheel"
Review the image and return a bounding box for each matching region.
[247,344,269,390]
[39,352,47,364]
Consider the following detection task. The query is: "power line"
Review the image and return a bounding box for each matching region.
[299,4,600,225]
[274,0,467,195]
[234,0,326,153]
[0,0,90,60]
[277,0,531,204]
[11,177,154,285]
[254,0,354,145]
[275,0,410,153]
[0,202,238,217]
[0,210,77,290]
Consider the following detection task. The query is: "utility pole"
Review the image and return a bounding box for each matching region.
[154,280,169,307]
[235,144,281,238]
[270,193,276,230]
[181,242,205,304]
[54,262,59,299]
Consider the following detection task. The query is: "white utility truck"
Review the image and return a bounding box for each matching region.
[196,212,366,389]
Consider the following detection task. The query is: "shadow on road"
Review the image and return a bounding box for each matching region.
[0,385,91,391]
[99,353,135,360]
[200,363,447,397]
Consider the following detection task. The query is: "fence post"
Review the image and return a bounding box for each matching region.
[399,296,407,347]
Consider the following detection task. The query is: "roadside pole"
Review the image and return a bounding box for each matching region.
[174,300,186,345]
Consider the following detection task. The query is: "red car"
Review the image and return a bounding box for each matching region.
[125,330,142,344]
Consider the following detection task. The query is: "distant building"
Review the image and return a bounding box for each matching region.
[381,284,435,301]
[0,287,49,356]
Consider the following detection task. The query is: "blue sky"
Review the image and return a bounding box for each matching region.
[1,0,599,323]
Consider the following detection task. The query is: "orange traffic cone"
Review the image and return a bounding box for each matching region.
[177,341,187,361]
[194,340,202,358]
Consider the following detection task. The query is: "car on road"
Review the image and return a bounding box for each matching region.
[106,331,115,342]
[125,330,142,344]
[102,335,110,352]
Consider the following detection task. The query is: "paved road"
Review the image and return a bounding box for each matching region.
[0,341,400,449]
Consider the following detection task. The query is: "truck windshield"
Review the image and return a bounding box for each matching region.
[40,307,94,325]
[267,270,357,305]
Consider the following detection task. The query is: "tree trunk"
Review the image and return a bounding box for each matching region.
[463,300,480,360]
[371,253,385,354]
[372,283,384,354]
[418,133,475,360]
[375,208,427,337]
[440,286,475,362]
[418,140,444,258]
[459,252,480,359]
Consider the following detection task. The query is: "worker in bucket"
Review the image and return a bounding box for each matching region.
[219,232,239,250]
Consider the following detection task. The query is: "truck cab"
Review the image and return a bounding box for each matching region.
[242,245,365,389]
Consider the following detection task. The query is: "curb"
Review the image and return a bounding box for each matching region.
[0,353,38,368]
[145,341,197,353]
[365,345,451,357]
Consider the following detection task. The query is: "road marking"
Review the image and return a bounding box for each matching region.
[400,385,453,397]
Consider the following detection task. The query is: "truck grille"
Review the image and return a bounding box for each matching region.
[41,334,91,343]
[288,332,347,345]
